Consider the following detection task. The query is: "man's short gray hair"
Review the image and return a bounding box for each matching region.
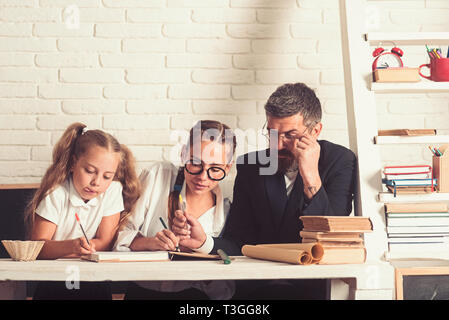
[264,83,322,127]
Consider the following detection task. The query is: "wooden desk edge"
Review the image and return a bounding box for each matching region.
[0,184,40,190]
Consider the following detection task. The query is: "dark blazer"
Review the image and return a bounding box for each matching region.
[212,139,357,255]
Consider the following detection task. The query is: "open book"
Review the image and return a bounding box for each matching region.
[82,251,170,262]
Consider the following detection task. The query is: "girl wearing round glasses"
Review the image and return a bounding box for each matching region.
[114,120,236,300]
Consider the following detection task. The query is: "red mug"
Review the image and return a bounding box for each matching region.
[419,58,449,82]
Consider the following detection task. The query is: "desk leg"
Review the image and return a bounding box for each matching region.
[330,279,350,300]
[0,281,26,300]
[332,278,394,300]
[349,288,394,300]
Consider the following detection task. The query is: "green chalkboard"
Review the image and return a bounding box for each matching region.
[403,275,449,300]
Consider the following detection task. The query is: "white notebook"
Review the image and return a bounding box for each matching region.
[82,251,170,262]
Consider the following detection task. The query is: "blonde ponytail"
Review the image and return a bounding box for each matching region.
[24,122,86,236]
[116,144,141,229]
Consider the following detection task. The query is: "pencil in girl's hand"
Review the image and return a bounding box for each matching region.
[75,213,90,246]
[179,194,186,212]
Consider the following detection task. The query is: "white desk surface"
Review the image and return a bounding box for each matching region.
[0,257,394,290]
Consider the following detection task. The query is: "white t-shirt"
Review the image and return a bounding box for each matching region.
[35,177,124,241]
[114,161,234,300]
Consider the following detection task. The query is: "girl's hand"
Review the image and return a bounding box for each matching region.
[146,229,179,251]
[71,237,96,256]
[172,210,206,250]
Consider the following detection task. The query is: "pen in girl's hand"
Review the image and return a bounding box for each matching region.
[75,213,90,246]
[159,217,168,229]
[159,217,180,252]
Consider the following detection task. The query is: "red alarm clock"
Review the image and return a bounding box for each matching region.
[372,44,404,71]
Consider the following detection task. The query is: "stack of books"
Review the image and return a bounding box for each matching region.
[385,202,449,259]
[382,165,436,196]
[299,216,373,264]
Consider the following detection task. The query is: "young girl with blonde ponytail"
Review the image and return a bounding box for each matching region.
[26,122,140,299]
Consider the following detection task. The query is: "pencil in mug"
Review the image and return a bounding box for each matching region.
[428,146,437,156]
[75,213,90,246]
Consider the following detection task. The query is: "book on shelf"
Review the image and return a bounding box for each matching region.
[378,129,436,136]
[82,251,170,262]
[384,172,432,180]
[389,242,449,252]
[382,178,437,187]
[387,216,449,227]
[299,216,373,232]
[386,185,434,195]
[383,165,432,175]
[387,236,449,244]
[387,212,449,218]
[388,232,449,238]
[387,225,449,234]
[385,202,449,213]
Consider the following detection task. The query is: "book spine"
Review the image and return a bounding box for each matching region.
[387,217,449,227]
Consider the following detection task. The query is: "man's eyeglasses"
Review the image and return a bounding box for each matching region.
[261,121,313,143]
[185,160,227,181]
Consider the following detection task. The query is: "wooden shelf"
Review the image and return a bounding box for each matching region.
[365,32,449,45]
[375,135,449,145]
[378,192,449,203]
[370,81,449,93]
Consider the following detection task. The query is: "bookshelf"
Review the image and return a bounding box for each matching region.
[378,192,449,203]
[375,135,449,145]
[365,32,449,45]
[370,82,449,93]
[339,0,449,299]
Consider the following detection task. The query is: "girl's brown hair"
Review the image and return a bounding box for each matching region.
[167,120,236,226]
[25,122,141,237]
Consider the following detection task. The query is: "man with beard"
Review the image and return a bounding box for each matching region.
[172,83,357,299]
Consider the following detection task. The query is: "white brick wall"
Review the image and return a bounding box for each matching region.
[0,0,448,198]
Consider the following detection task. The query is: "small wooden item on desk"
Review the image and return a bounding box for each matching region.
[373,67,420,83]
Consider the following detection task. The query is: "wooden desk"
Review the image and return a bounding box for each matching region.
[0,257,395,300]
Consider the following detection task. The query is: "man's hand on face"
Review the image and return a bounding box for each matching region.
[286,131,322,199]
